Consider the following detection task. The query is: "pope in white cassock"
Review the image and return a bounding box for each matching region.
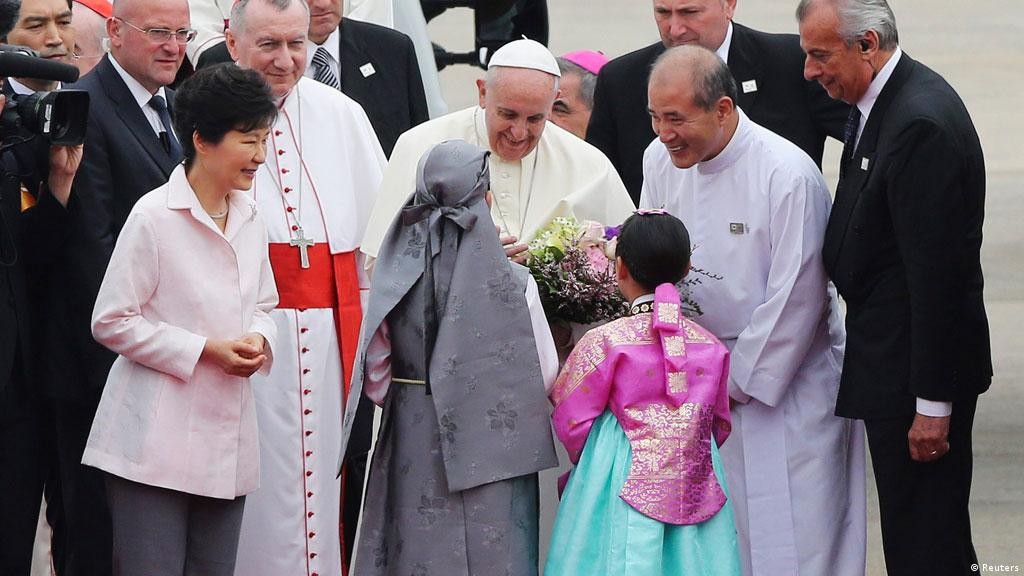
[641,46,866,576]
[226,1,386,575]
[360,38,635,262]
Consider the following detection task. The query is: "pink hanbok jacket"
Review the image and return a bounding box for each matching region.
[83,165,278,499]
[550,283,732,525]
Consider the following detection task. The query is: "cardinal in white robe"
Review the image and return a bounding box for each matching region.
[640,46,866,576]
[361,38,635,261]
[226,2,386,575]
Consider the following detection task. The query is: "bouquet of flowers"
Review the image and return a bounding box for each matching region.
[525,217,627,325]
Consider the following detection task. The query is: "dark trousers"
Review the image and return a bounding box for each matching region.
[865,396,980,576]
[51,394,112,576]
[0,377,49,576]
[105,474,246,576]
[342,394,374,567]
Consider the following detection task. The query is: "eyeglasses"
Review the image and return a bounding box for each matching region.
[116,18,197,44]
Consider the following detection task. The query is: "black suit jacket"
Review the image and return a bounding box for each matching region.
[587,22,849,204]
[825,53,991,419]
[30,55,181,400]
[0,104,72,396]
[337,18,429,157]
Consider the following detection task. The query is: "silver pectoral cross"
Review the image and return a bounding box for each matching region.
[289,226,315,269]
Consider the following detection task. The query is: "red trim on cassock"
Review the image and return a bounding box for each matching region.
[268,243,362,576]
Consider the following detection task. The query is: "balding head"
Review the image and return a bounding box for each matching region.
[73,2,109,75]
[476,65,560,161]
[107,0,190,93]
[647,45,739,168]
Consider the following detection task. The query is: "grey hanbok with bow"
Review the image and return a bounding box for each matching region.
[341,140,558,576]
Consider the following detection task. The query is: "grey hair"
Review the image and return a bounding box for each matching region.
[555,57,598,108]
[651,45,738,112]
[483,65,560,96]
[230,0,309,36]
[796,0,899,50]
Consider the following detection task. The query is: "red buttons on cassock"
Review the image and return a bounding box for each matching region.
[300,327,308,334]
[281,168,290,174]
[308,532,316,539]
[307,511,314,518]
[307,491,313,497]
[284,187,292,193]
[278,149,285,155]
[305,430,313,437]
[303,368,310,375]
[303,389,311,395]
[309,553,317,559]
[304,409,312,415]
[306,470,312,477]
[305,450,312,456]
[301,347,309,353]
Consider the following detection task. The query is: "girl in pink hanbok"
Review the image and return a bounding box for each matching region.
[545,211,741,576]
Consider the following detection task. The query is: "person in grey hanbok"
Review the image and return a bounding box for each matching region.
[340,139,560,576]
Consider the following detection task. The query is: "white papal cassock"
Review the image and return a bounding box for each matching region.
[641,110,866,576]
[361,106,635,258]
[234,77,385,576]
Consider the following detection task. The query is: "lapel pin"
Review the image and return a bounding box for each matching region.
[359,63,376,78]
[861,157,870,171]
[741,80,757,94]
[729,222,747,235]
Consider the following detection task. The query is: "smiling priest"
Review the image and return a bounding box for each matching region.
[225,1,386,575]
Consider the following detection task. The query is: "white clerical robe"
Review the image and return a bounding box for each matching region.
[361,106,636,259]
[641,111,866,576]
[234,77,385,576]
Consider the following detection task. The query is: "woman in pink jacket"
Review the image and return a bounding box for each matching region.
[84,64,279,575]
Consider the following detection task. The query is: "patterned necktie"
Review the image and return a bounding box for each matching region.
[148,94,183,162]
[312,46,341,90]
[840,106,862,179]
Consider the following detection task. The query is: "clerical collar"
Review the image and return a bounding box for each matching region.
[854,46,902,146]
[698,108,751,175]
[629,293,655,315]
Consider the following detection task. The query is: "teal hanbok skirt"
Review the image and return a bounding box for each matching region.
[544,410,741,576]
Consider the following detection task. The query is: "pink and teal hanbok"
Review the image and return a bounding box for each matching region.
[545,283,742,576]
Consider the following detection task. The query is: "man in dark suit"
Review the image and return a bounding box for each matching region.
[799,1,990,574]
[587,0,848,204]
[306,0,428,157]
[37,0,190,572]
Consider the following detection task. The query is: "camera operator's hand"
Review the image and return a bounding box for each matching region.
[47,144,84,208]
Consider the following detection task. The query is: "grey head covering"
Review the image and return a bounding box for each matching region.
[340,139,557,492]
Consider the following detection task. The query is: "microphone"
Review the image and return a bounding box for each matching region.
[0,44,80,84]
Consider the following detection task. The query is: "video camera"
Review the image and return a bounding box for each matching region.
[0,44,88,147]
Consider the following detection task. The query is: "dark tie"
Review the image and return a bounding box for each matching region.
[148,95,183,162]
[840,106,862,179]
[312,46,341,90]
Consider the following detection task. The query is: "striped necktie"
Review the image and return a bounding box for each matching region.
[839,106,862,179]
[312,46,341,90]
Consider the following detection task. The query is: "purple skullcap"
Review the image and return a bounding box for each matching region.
[560,50,609,76]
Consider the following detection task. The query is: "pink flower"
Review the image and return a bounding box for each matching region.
[585,244,610,273]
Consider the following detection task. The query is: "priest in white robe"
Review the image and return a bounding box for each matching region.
[641,46,866,576]
[226,1,386,575]
[361,38,635,262]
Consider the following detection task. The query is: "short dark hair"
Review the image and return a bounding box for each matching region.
[0,0,74,39]
[173,63,278,168]
[616,211,691,290]
[0,0,21,38]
